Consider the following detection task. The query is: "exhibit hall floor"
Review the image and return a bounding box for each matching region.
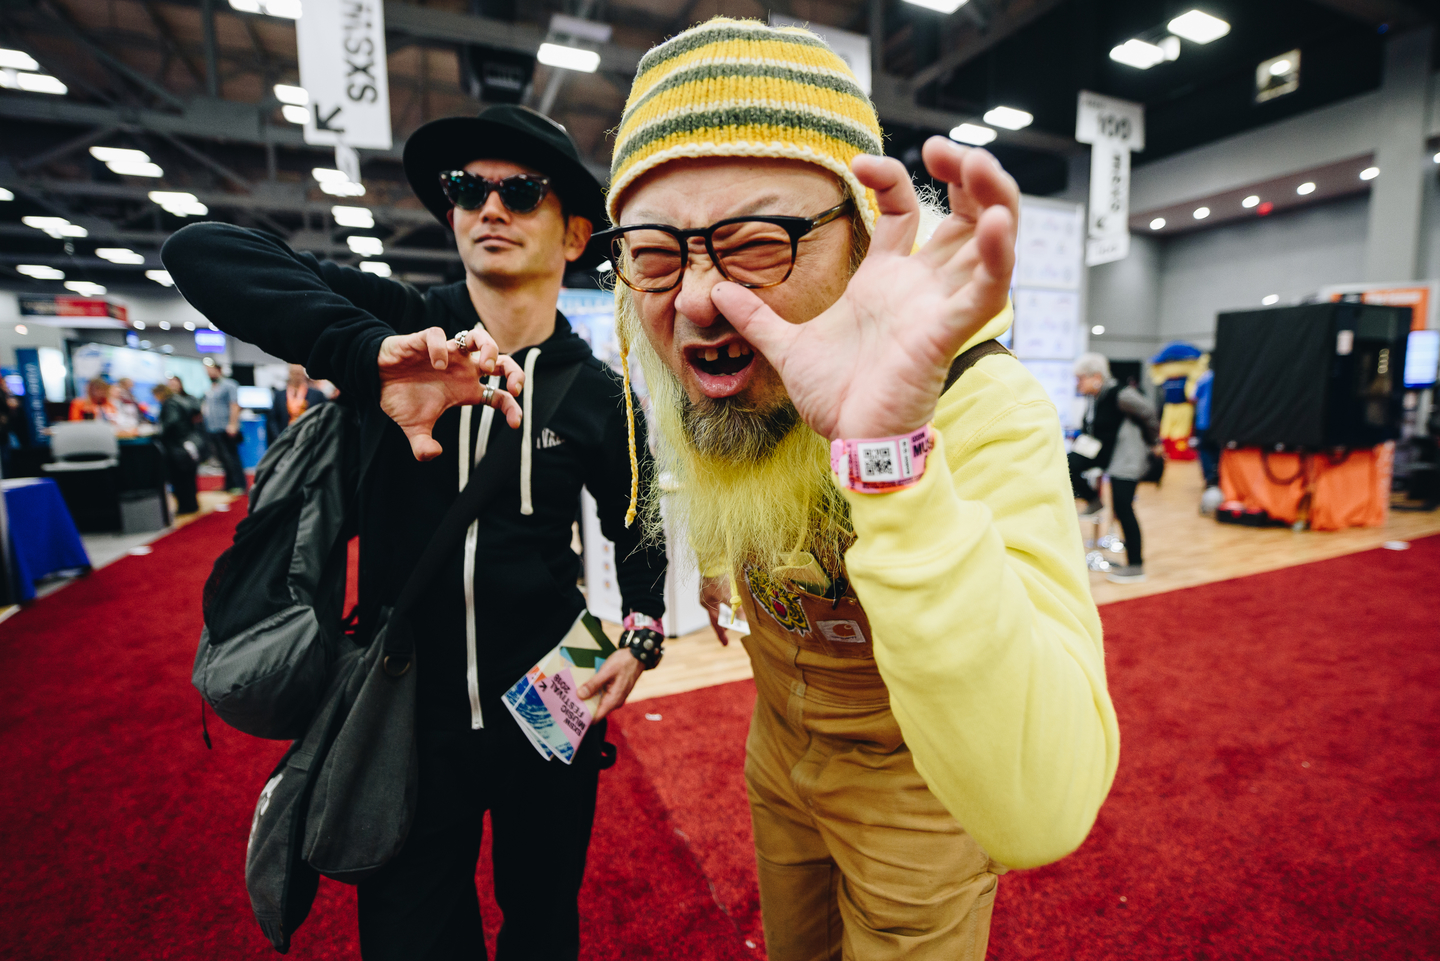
[0,464,1436,960]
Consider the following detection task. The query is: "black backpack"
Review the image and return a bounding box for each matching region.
[192,401,371,740]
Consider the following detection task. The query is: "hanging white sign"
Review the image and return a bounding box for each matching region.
[296,0,393,150]
[1077,90,1143,267]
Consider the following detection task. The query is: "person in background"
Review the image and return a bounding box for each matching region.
[167,375,187,397]
[0,377,22,477]
[1069,352,1160,584]
[202,362,246,494]
[69,378,117,423]
[152,383,201,515]
[109,378,143,435]
[1191,366,1223,514]
[266,364,327,444]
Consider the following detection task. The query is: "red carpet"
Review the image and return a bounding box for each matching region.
[2,513,1437,959]
[0,506,751,961]
[612,537,1440,960]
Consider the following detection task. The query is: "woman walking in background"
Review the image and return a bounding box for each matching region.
[1069,353,1161,584]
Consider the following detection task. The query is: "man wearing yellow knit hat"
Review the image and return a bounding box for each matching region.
[591,17,1120,960]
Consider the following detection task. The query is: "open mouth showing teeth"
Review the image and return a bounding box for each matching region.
[691,342,755,376]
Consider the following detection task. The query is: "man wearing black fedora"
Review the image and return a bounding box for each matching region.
[162,105,668,959]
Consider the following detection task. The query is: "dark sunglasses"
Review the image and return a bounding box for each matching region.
[438,171,551,214]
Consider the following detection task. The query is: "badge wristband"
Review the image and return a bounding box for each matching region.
[830,424,933,494]
[622,612,661,633]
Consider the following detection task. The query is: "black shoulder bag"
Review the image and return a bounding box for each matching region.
[245,361,582,952]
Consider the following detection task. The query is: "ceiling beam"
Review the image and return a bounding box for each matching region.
[904,0,1068,95]
[1305,0,1431,27]
[380,2,645,77]
[870,75,1082,154]
[1,175,439,225]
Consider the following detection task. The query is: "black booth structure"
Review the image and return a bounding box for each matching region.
[1210,302,1409,450]
[1208,302,1412,529]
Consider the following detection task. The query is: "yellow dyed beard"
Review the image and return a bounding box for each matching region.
[616,289,852,582]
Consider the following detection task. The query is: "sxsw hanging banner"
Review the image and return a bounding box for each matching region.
[1076,91,1143,267]
[296,0,393,150]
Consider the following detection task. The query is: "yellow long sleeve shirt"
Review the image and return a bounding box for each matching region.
[840,309,1120,870]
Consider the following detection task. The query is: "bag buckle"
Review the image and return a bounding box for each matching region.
[382,654,411,677]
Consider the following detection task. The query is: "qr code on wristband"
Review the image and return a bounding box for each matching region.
[861,446,894,479]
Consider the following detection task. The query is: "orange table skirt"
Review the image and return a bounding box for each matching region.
[1219,444,1392,530]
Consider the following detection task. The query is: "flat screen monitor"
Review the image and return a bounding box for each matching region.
[237,386,273,409]
[1403,329,1439,389]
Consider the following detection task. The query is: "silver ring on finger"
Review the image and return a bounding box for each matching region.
[481,385,494,405]
[454,330,469,350]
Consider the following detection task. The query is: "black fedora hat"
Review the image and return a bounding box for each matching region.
[403,104,607,267]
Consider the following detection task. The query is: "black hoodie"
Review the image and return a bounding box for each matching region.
[163,223,666,731]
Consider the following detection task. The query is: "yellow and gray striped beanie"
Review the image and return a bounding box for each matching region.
[607,17,884,233]
[607,17,885,528]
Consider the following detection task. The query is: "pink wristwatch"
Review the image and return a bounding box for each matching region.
[830,424,934,494]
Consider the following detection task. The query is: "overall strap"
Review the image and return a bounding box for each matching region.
[942,339,1013,395]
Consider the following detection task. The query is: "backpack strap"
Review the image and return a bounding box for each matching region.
[942,339,1012,395]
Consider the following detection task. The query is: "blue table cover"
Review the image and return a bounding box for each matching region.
[4,477,91,602]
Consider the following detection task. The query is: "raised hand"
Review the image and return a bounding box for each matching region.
[713,137,1019,442]
[377,324,525,461]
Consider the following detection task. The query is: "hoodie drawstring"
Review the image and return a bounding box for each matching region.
[520,347,540,516]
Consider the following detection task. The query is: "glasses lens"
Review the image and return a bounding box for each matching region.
[711,221,795,287]
[615,229,683,291]
[499,176,547,213]
[442,173,489,210]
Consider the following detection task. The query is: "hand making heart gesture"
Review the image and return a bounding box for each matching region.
[378,324,525,461]
[712,137,1019,442]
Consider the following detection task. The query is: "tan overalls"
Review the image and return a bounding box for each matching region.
[738,566,1003,961]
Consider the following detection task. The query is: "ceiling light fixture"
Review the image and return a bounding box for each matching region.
[90,146,149,164]
[158,321,171,330]
[145,269,174,287]
[281,104,309,125]
[536,43,600,73]
[0,48,40,71]
[228,0,301,18]
[901,0,971,13]
[1242,195,1260,208]
[96,248,146,265]
[982,106,1033,130]
[1269,58,1293,77]
[1262,294,1279,306]
[1150,218,1166,230]
[64,280,107,296]
[273,83,308,105]
[107,160,164,177]
[1193,206,1210,219]
[332,205,375,228]
[149,190,208,217]
[184,322,196,330]
[1167,10,1231,44]
[1109,39,1168,69]
[16,264,65,280]
[1359,166,1379,181]
[1296,182,1316,195]
[949,122,997,145]
[22,215,86,238]
[14,324,28,335]
[1091,325,1106,335]
[0,188,12,201]
[347,236,384,257]
[359,261,392,277]
[1,71,67,95]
